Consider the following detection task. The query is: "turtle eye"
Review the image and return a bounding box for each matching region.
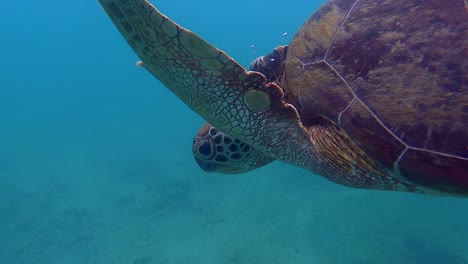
[198,141,212,156]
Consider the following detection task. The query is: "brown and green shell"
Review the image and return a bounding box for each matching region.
[283,0,468,194]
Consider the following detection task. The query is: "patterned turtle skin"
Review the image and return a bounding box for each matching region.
[98,0,468,196]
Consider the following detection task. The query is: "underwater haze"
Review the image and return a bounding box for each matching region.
[0,0,467,263]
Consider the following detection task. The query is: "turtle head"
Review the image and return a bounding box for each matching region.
[249,45,288,82]
[192,122,273,174]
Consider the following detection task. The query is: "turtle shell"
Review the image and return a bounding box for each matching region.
[282,0,468,194]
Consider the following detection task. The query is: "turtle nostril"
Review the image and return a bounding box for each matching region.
[198,141,212,156]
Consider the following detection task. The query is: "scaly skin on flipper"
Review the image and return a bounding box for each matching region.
[193,123,274,174]
[97,0,315,169]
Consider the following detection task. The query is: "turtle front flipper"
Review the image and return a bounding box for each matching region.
[193,122,274,174]
[98,0,312,168]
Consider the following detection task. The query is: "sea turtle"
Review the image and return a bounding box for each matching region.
[98,0,468,196]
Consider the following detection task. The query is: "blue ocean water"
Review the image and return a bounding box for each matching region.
[0,0,467,263]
